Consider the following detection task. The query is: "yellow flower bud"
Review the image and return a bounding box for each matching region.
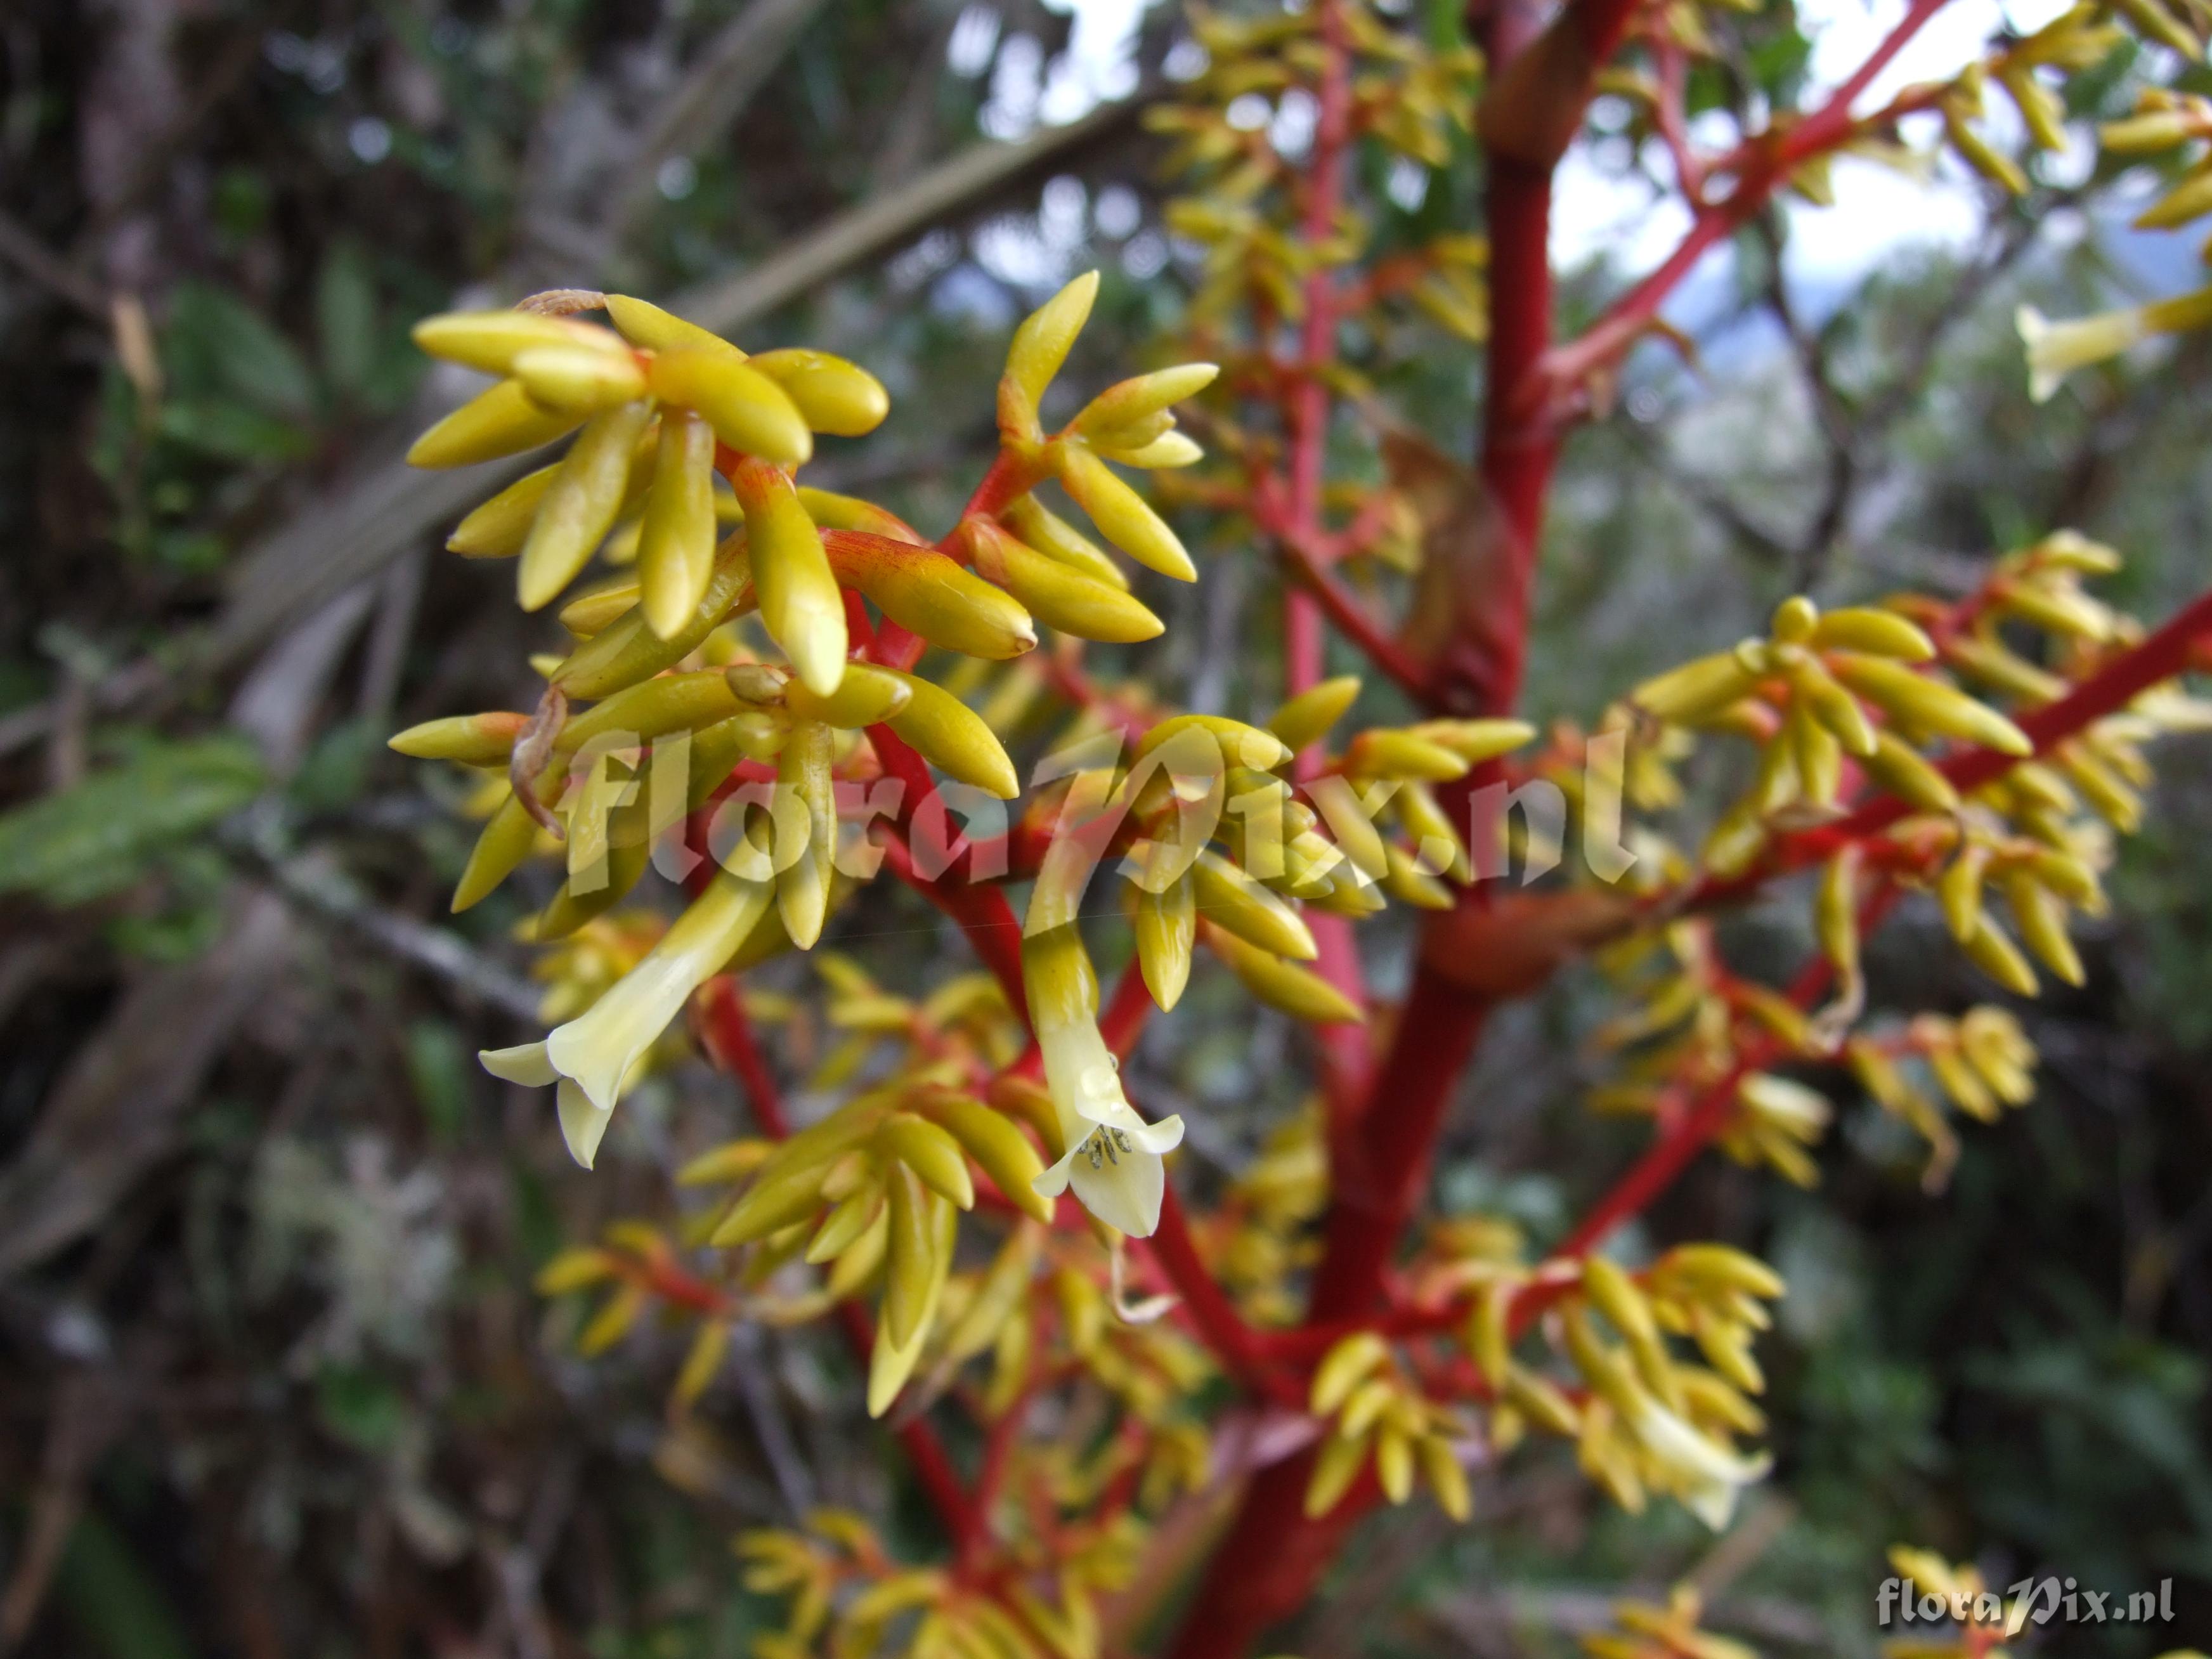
[1134,870,1197,1011]
[782,662,912,729]
[878,1112,976,1209]
[1344,729,1472,782]
[869,1187,954,1415]
[603,294,741,355]
[407,377,583,469]
[1961,911,2040,996]
[649,348,812,466]
[1006,270,1100,413]
[1001,494,1130,589]
[1268,675,1362,754]
[552,532,751,699]
[452,769,564,912]
[1628,653,1760,724]
[1135,713,1292,771]
[637,411,720,639]
[746,348,890,437]
[388,710,529,765]
[2002,869,2085,985]
[1827,653,2033,755]
[512,344,649,414]
[448,464,555,557]
[823,531,1038,661]
[533,1246,618,1294]
[797,486,923,543]
[413,309,623,375]
[1051,442,1197,581]
[517,401,656,610]
[1407,718,1537,765]
[1811,606,1937,660]
[961,517,1163,643]
[877,668,1020,800]
[734,463,846,696]
[556,670,746,755]
[1861,730,1960,813]
[1192,849,1318,960]
[1204,922,1363,1023]
[928,1097,1053,1223]
[1375,1421,1416,1504]
[1069,363,1219,437]
[776,720,835,949]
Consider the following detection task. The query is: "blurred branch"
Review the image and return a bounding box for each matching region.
[0,207,104,321]
[237,833,543,1023]
[0,888,293,1276]
[590,0,833,259]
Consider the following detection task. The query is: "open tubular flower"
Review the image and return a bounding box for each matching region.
[1023,924,1185,1237]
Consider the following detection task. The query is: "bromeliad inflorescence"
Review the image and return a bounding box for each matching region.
[377,0,2212,1646]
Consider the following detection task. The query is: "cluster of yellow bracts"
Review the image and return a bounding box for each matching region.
[1303,1243,1784,1530]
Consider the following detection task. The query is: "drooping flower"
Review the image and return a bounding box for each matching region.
[1021,924,1183,1236]
[481,868,772,1167]
[1620,1389,1774,1530]
[2017,285,2212,401]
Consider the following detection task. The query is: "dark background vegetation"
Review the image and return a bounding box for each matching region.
[1,1,2209,1655]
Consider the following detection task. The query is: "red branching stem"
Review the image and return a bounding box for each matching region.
[876,828,1031,1026]
[1684,584,2212,911]
[835,1303,980,1547]
[1167,0,1561,1644]
[1099,957,1155,1057]
[1147,1184,1296,1400]
[1556,883,1898,1261]
[964,1374,1036,1570]
[1280,0,1355,709]
[1542,0,1955,407]
[695,977,790,1138]
[1280,544,1435,701]
[1308,972,1493,1320]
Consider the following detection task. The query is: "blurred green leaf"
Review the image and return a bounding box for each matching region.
[56,1508,196,1659]
[317,239,381,400]
[0,734,264,906]
[163,282,318,419]
[315,1362,408,1453]
[156,398,316,464]
[290,715,381,812]
[406,1018,474,1145]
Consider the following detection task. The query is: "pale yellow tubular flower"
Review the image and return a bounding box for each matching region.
[2017,286,2212,401]
[1021,924,1185,1237]
[536,867,774,1126]
[479,1040,622,1169]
